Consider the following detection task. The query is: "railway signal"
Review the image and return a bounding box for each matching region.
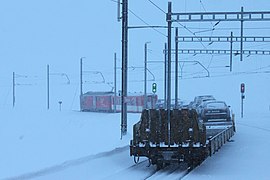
[241,83,245,93]
[152,83,157,93]
[240,83,245,118]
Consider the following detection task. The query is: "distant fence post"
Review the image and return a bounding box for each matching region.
[47,64,50,109]
[13,72,15,107]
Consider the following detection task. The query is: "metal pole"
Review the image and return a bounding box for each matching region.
[144,43,147,109]
[13,72,15,108]
[80,58,83,96]
[47,64,50,109]
[240,7,244,61]
[121,0,128,137]
[167,2,172,111]
[124,0,128,134]
[230,32,233,72]
[164,43,167,108]
[114,53,117,113]
[241,93,244,118]
[167,1,172,145]
[59,101,62,112]
[175,27,179,108]
[80,57,83,112]
[80,57,85,110]
[144,42,150,109]
[117,0,121,22]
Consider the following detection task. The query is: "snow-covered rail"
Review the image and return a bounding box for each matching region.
[145,164,189,180]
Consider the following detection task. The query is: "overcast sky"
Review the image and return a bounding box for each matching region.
[0,0,269,72]
[0,0,270,103]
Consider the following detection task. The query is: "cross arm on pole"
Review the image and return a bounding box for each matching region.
[172,11,270,22]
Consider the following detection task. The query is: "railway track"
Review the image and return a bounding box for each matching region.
[145,163,189,180]
[3,145,199,180]
[109,159,191,180]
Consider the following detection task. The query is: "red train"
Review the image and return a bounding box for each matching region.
[80,91,158,113]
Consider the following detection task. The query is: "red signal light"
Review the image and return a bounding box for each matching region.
[241,83,245,93]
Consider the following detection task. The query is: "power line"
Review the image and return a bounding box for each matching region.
[146,0,209,49]
[247,64,270,71]
[198,0,215,69]
[147,0,166,14]
[193,28,215,34]
[128,8,167,37]
[174,23,208,49]
[201,0,216,68]
[176,70,270,80]
[207,54,214,69]
[200,0,214,27]
[246,43,270,49]
[212,70,270,78]
[110,0,167,37]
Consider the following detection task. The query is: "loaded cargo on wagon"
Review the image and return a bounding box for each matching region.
[130,97,235,170]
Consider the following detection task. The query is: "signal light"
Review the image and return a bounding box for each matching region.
[240,83,245,93]
[152,83,157,93]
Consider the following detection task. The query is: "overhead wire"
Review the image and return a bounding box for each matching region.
[129,0,214,76]
[200,0,214,27]
[174,69,270,80]
[207,54,214,69]
[128,8,167,37]
[110,0,167,37]
[147,0,166,14]
[199,0,215,68]
[245,43,270,49]
[146,0,208,50]
[118,0,270,79]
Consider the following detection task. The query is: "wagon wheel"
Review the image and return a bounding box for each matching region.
[134,155,140,164]
[147,158,151,167]
[156,162,164,170]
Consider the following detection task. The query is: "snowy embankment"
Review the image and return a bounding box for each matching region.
[0,109,139,179]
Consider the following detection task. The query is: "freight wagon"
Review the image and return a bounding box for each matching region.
[130,108,235,169]
[80,91,158,113]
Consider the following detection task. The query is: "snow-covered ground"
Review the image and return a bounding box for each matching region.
[184,111,270,180]
[1,0,270,179]
[1,61,270,179]
[1,96,270,179]
[0,109,139,179]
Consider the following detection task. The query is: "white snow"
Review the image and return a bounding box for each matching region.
[0,109,140,179]
[1,99,270,179]
[1,0,270,179]
[184,112,270,180]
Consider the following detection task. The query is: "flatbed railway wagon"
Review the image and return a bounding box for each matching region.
[130,108,235,169]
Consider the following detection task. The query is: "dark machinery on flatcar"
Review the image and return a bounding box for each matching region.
[130,108,235,170]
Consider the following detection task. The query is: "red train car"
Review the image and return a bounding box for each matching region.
[80,91,157,113]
